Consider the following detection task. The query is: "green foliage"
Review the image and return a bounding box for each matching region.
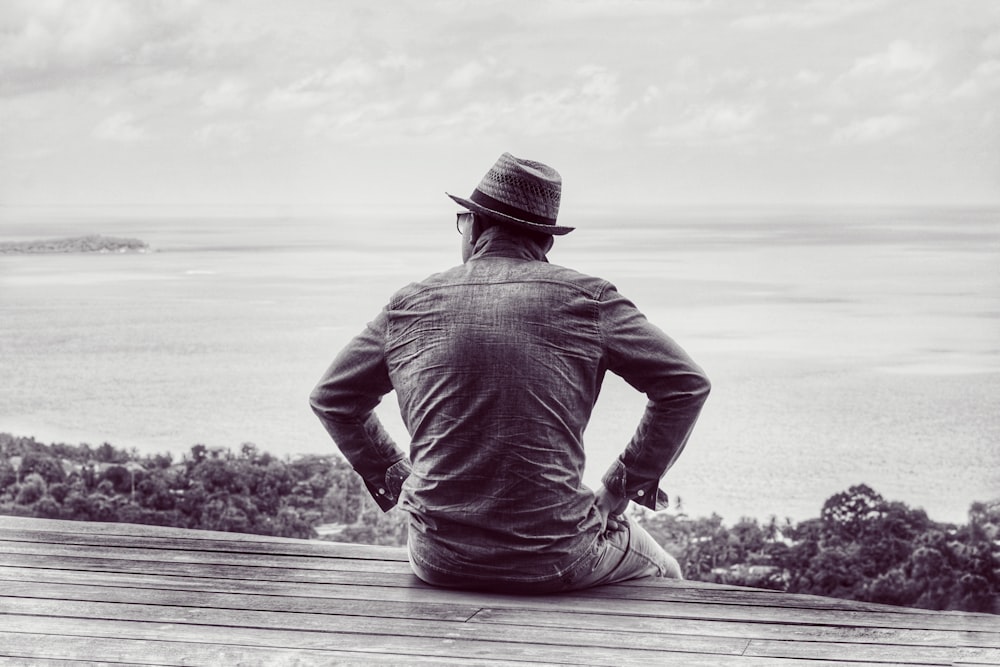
[638,483,999,613]
[0,434,385,541]
[1,432,996,613]
[15,473,47,506]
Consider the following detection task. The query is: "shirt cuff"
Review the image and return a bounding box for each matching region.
[600,458,670,511]
[364,457,412,511]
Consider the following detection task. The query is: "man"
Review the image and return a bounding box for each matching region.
[310,152,710,593]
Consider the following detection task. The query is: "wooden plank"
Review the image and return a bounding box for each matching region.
[0,614,744,667]
[9,565,994,655]
[0,598,752,659]
[0,630,533,667]
[0,539,412,574]
[9,576,989,659]
[0,659,154,667]
[0,540,886,613]
[2,540,982,624]
[3,534,790,600]
[468,607,1000,648]
[25,564,963,648]
[0,524,409,562]
[0,524,968,614]
[0,551,419,586]
[3,551,993,633]
[3,532,928,613]
[6,567,996,651]
[744,638,1000,666]
[0,579,477,622]
[0,621,897,667]
[4,514,997,667]
[5,559,995,631]
[0,564,406,601]
[0,517,982,616]
[576,581,934,615]
[0,521,937,608]
[0,515,350,548]
[0,517,974,617]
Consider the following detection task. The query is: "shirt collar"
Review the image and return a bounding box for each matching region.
[470,226,549,263]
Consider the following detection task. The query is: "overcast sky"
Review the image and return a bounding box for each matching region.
[2,0,999,214]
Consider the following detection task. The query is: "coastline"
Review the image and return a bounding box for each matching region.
[0,234,148,254]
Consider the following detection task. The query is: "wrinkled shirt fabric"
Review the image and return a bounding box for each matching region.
[310,228,710,588]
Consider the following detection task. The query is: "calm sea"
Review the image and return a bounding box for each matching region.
[2,206,998,525]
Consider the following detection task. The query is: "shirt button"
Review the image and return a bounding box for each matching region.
[636,489,645,497]
[378,488,386,495]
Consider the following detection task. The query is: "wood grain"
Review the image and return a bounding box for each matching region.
[1,515,996,666]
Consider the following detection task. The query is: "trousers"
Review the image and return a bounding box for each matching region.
[409,515,682,593]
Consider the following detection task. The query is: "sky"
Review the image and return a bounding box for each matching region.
[1,0,999,214]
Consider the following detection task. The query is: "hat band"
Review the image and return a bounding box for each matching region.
[469,189,557,226]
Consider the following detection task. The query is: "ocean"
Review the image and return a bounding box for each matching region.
[1,206,998,525]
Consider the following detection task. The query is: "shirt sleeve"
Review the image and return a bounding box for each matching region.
[309,309,411,511]
[597,284,711,510]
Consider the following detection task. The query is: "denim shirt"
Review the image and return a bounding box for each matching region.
[310,228,710,583]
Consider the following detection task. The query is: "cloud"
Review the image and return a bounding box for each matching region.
[650,103,763,145]
[578,65,619,99]
[265,55,403,111]
[377,52,423,73]
[794,69,824,86]
[982,28,1000,55]
[92,111,148,143]
[498,67,643,139]
[283,61,647,144]
[951,59,1000,99]
[0,0,200,78]
[327,57,377,86]
[305,102,400,140]
[196,122,253,149]
[445,61,487,88]
[848,40,934,78]
[832,114,914,143]
[265,70,334,111]
[527,0,711,20]
[1,0,134,69]
[731,0,882,30]
[201,79,249,112]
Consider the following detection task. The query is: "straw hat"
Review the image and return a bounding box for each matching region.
[447,153,574,235]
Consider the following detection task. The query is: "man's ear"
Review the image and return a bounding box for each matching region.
[470,215,486,244]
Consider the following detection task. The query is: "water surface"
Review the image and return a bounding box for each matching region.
[2,206,997,524]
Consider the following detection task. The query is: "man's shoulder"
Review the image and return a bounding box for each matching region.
[385,264,464,303]
[389,261,614,304]
[540,261,615,296]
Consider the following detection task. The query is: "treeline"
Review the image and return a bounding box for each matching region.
[0,433,403,545]
[1,433,996,613]
[0,234,148,254]
[637,485,999,613]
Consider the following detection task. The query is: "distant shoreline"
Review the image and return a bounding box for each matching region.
[0,234,149,254]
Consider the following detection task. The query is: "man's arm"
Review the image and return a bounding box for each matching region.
[597,284,711,511]
[309,310,411,511]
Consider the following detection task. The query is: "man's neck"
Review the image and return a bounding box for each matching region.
[471,226,549,262]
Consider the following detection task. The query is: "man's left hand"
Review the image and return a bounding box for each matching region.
[594,484,629,532]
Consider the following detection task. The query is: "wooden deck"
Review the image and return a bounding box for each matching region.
[1,516,996,666]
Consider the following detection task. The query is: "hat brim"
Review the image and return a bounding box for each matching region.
[447,193,574,235]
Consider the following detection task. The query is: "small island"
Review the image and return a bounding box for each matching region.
[0,234,149,254]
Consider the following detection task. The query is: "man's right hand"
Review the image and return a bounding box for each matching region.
[594,484,629,532]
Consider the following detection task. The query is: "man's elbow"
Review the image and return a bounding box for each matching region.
[309,384,337,420]
[310,382,364,425]
[688,368,712,406]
